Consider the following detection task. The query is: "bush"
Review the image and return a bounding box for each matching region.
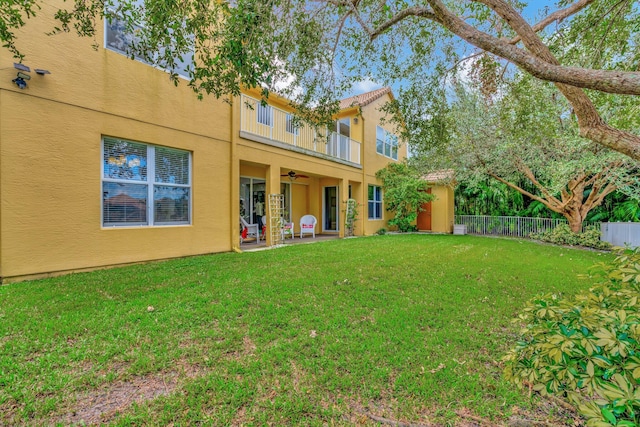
[531,224,611,250]
[503,248,640,426]
[376,228,387,235]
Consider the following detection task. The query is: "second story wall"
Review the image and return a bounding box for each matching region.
[0,0,231,141]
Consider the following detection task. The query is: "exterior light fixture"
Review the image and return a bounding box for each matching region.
[13,63,30,72]
[9,63,50,89]
[12,76,28,89]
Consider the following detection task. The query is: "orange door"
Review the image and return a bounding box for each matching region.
[417,188,432,231]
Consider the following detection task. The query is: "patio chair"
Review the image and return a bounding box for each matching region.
[281,220,294,240]
[240,216,260,243]
[299,215,317,239]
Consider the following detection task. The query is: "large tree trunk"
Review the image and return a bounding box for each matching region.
[564,211,585,233]
[488,168,618,234]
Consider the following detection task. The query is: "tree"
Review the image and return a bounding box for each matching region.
[375,162,434,232]
[2,1,640,159]
[414,76,640,232]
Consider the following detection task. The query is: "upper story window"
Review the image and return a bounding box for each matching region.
[337,118,350,138]
[286,113,299,135]
[257,103,273,127]
[376,126,398,160]
[104,0,194,78]
[102,137,191,227]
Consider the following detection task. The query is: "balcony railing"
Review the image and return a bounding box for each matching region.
[240,94,361,165]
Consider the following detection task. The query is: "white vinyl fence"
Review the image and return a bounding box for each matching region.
[455,215,574,237]
[601,223,640,248]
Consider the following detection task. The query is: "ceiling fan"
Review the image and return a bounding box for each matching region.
[281,170,309,180]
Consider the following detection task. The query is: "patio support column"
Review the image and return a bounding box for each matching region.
[339,177,349,238]
[231,97,241,251]
[265,164,281,246]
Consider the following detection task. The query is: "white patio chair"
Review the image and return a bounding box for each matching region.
[240,216,260,243]
[281,220,294,240]
[299,215,317,239]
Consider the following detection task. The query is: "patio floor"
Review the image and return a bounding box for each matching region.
[240,233,341,251]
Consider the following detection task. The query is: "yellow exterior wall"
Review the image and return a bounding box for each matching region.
[0,2,232,281]
[0,0,437,282]
[429,185,455,233]
[359,94,408,235]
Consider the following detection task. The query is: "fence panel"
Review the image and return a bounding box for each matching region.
[601,223,640,248]
[455,215,574,238]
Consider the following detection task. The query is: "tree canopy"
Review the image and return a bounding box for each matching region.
[413,74,640,232]
[2,0,640,159]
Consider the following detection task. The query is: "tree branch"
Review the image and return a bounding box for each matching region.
[370,6,439,39]
[516,161,564,208]
[464,0,640,159]
[423,0,640,95]
[487,172,563,213]
[506,0,596,45]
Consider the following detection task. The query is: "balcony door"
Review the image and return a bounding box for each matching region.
[328,118,350,159]
[323,186,339,232]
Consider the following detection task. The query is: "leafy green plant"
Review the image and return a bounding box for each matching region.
[504,247,640,426]
[376,227,387,235]
[343,198,359,237]
[531,224,611,250]
[375,162,434,232]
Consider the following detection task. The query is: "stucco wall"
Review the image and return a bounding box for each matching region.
[430,185,455,233]
[0,2,232,280]
[359,94,408,235]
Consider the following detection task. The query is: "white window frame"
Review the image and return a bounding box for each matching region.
[257,103,273,127]
[101,137,192,227]
[368,185,383,220]
[376,126,399,161]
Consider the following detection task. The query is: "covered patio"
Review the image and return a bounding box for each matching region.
[239,233,342,251]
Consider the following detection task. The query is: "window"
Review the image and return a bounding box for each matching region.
[102,137,191,227]
[257,103,273,126]
[376,126,399,160]
[286,113,299,135]
[368,185,383,220]
[104,0,194,78]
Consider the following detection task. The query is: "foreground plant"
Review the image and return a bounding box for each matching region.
[504,247,640,426]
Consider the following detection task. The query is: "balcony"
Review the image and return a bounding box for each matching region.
[239,94,361,166]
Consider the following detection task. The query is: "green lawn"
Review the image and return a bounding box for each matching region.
[0,234,612,425]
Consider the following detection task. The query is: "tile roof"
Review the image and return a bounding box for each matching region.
[339,86,392,109]
[422,169,455,183]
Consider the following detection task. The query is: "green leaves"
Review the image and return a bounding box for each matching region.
[504,247,640,426]
[375,162,434,232]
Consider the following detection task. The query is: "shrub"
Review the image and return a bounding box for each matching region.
[503,248,640,426]
[376,228,387,235]
[531,224,611,250]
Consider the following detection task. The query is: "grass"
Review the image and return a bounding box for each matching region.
[0,234,613,426]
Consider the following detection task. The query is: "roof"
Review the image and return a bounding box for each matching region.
[339,86,392,110]
[422,169,455,183]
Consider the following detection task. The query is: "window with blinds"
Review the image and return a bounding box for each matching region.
[368,185,383,220]
[102,137,191,227]
[257,103,273,127]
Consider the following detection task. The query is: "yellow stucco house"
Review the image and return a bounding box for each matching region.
[0,1,452,283]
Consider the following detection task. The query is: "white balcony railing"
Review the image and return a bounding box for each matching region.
[240,94,361,165]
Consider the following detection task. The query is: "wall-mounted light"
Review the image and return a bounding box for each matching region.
[9,63,50,89]
[13,63,30,72]
[12,74,30,89]
[353,117,359,124]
